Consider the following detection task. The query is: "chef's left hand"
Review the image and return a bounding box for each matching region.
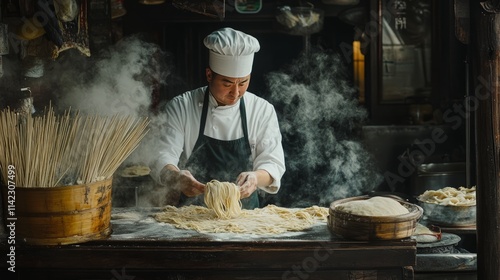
[236,171,258,199]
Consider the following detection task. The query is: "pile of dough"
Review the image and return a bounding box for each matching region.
[418,186,476,206]
[412,223,441,243]
[153,204,329,235]
[335,196,409,216]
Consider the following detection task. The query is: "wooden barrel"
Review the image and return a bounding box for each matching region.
[3,178,112,245]
[328,195,423,241]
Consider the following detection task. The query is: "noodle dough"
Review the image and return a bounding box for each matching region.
[335,196,409,216]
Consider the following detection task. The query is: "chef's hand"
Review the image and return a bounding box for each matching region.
[159,166,205,197]
[177,170,206,197]
[236,171,259,199]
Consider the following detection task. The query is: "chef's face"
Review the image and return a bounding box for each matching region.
[206,68,250,106]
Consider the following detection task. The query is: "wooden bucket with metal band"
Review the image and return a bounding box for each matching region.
[3,178,112,245]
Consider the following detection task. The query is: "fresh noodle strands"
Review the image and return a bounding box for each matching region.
[418,186,476,206]
[153,204,329,235]
[204,180,242,219]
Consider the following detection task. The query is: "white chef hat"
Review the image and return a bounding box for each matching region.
[204,27,260,77]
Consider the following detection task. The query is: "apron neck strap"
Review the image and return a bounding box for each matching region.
[200,88,249,140]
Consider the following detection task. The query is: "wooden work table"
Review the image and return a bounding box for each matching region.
[0,207,417,280]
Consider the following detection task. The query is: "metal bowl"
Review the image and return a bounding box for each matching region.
[417,199,476,227]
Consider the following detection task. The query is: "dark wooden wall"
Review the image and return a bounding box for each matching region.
[471,1,500,279]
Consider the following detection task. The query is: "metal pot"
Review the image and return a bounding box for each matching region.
[113,165,153,207]
[410,162,466,197]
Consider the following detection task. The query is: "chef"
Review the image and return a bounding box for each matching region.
[152,27,286,209]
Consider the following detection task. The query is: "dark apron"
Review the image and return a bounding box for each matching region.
[179,89,259,209]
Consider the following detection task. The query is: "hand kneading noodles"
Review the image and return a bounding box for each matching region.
[418,186,476,206]
[335,196,409,216]
[153,205,329,234]
[204,180,242,219]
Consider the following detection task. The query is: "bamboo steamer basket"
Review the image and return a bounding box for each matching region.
[3,178,113,245]
[328,196,423,240]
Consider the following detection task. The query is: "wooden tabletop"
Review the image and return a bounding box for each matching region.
[0,207,417,280]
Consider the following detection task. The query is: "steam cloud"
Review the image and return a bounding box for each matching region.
[42,35,382,208]
[266,50,383,207]
[54,35,169,118]
[45,35,175,166]
[44,35,173,206]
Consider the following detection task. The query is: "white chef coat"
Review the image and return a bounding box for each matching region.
[152,86,286,194]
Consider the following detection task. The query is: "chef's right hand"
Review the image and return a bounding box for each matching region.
[177,170,206,197]
[159,167,205,197]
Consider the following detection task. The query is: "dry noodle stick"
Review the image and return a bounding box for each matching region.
[0,111,10,184]
[35,108,61,187]
[76,115,95,183]
[23,113,33,186]
[90,116,112,182]
[94,116,130,181]
[21,112,34,187]
[0,111,8,184]
[37,113,51,186]
[65,113,86,183]
[0,112,5,184]
[78,115,104,183]
[97,116,126,178]
[96,117,149,179]
[1,107,149,187]
[74,115,149,184]
[29,116,40,187]
[14,112,25,186]
[81,115,109,183]
[26,108,55,187]
[53,110,81,186]
[0,110,19,185]
[12,109,33,186]
[51,110,78,186]
[101,121,136,176]
[16,112,27,186]
[26,113,36,186]
[91,116,108,182]
[96,116,129,179]
[26,106,79,187]
[100,118,149,178]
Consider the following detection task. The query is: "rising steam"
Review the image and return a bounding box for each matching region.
[53,35,169,118]
[44,35,382,208]
[47,35,175,168]
[266,50,382,207]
